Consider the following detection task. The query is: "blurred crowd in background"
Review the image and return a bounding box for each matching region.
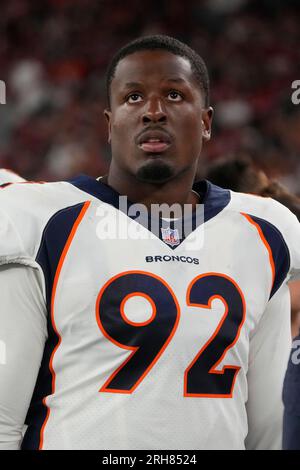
[0,0,299,194]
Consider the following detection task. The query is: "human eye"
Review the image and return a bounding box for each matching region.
[167,90,183,101]
[126,93,143,104]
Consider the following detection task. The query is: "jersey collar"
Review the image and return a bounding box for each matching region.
[69,175,231,249]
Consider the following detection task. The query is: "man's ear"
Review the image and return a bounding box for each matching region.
[202,107,213,142]
[104,109,112,143]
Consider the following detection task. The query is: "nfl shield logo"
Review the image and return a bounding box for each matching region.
[161,227,180,247]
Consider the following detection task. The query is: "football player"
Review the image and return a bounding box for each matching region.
[0,35,299,450]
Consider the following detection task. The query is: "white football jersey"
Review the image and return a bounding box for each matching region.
[0,175,299,450]
[0,169,26,185]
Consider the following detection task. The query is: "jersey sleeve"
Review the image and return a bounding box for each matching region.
[0,264,47,450]
[0,180,89,268]
[245,283,291,450]
[0,206,30,266]
[0,185,38,267]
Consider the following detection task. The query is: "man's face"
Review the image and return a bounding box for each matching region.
[105,50,213,184]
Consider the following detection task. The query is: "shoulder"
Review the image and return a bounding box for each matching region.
[228,189,300,282]
[228,189,294,221]
[0,180,84,225]
[203,180,299,235]
[227,189,300,238]
[0,179,91,267]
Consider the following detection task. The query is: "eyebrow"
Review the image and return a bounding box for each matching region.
[164,78,187,84]
[123,78,188,89]
[123,82,143,90]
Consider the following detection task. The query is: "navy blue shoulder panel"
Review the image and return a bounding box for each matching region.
[21,202,87,450]
[193,180,231,223]
[246,214,290,299]
[69,174,122,207]
[35,202,87,308]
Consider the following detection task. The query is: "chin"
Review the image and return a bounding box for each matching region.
[135,160,175,184]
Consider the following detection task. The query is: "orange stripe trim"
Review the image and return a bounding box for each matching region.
[39,201,91,450]
[241,213,275,290]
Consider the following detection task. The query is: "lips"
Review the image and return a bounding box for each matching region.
[137,129,172,154]
[140,141,170,152]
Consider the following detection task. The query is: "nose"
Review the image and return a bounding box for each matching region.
[142,96,167,124]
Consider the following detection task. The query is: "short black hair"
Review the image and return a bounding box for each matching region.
[106,35,210,109]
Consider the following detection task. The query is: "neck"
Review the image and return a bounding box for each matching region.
[103,165,200,214]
